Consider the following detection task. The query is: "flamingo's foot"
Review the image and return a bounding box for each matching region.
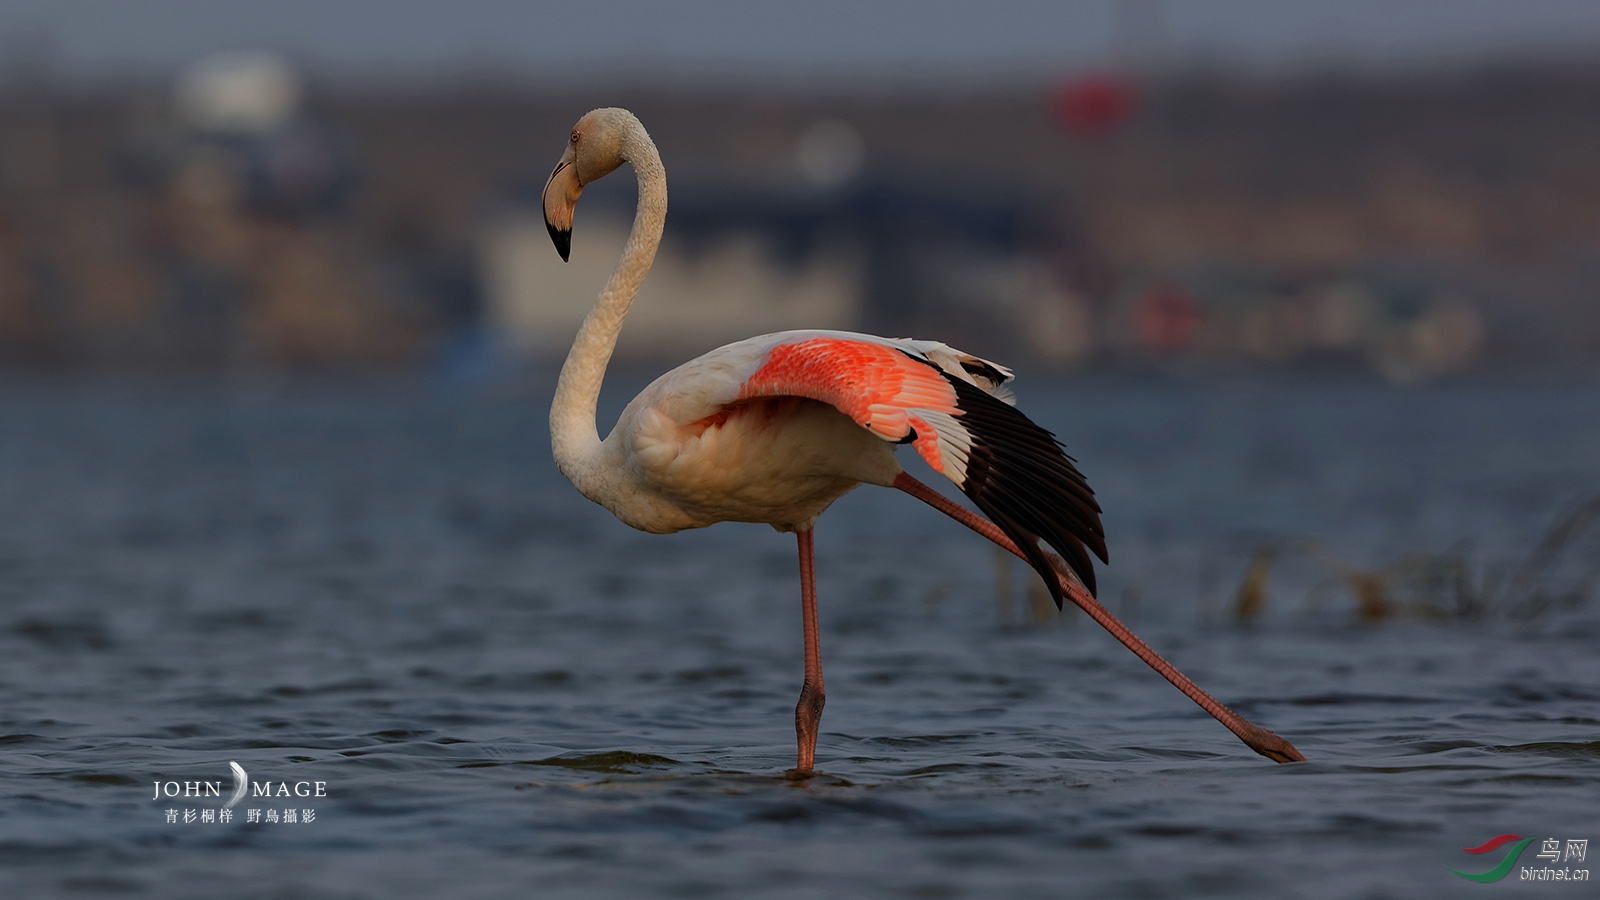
[794,679,826,772]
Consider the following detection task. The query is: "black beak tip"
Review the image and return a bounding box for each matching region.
[547,221,571,262]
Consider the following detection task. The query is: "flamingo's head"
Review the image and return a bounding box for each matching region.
[543,108,633,261]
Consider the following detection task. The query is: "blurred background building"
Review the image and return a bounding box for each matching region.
[3,1,1600,378]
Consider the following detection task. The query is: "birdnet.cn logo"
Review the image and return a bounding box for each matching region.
[149,761,325,826]
[1446,834,1589,883]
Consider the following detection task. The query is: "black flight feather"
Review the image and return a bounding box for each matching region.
[909,360,1107,606]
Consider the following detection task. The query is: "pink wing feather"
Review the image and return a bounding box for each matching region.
[736,336,964,477]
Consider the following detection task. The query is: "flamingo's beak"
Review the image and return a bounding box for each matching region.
[542,149,582,262]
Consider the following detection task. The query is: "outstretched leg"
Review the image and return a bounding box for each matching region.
[894,473,1306,764]
[793,527,826,772]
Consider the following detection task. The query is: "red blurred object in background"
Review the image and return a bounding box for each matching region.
[1049,74,1140,138]
[1133,282,1200,354]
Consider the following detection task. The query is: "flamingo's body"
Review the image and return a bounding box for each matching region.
[571,329,1094,568]
[540,108,1303,770]
[566,332,903,534]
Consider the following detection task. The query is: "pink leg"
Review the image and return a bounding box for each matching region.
[793,527,826,772]
[893,472,1306,764]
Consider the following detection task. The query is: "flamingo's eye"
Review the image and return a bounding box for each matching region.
[570,131,580,145]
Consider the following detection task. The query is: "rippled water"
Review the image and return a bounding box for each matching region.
[1,374,1597,899]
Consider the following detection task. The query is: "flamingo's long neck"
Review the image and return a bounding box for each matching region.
[550,123,666,497]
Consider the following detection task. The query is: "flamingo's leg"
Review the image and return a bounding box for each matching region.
[893,472,1306,764]
[793,527,826,773]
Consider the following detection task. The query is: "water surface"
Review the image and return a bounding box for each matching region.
[0,374,1596,898]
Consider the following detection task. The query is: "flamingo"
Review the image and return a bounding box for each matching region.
[540,108,1304,771]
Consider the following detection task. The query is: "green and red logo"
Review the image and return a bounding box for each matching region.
[1447,834,1532,883]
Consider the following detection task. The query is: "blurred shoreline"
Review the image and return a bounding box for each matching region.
[4,60,1600,379]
